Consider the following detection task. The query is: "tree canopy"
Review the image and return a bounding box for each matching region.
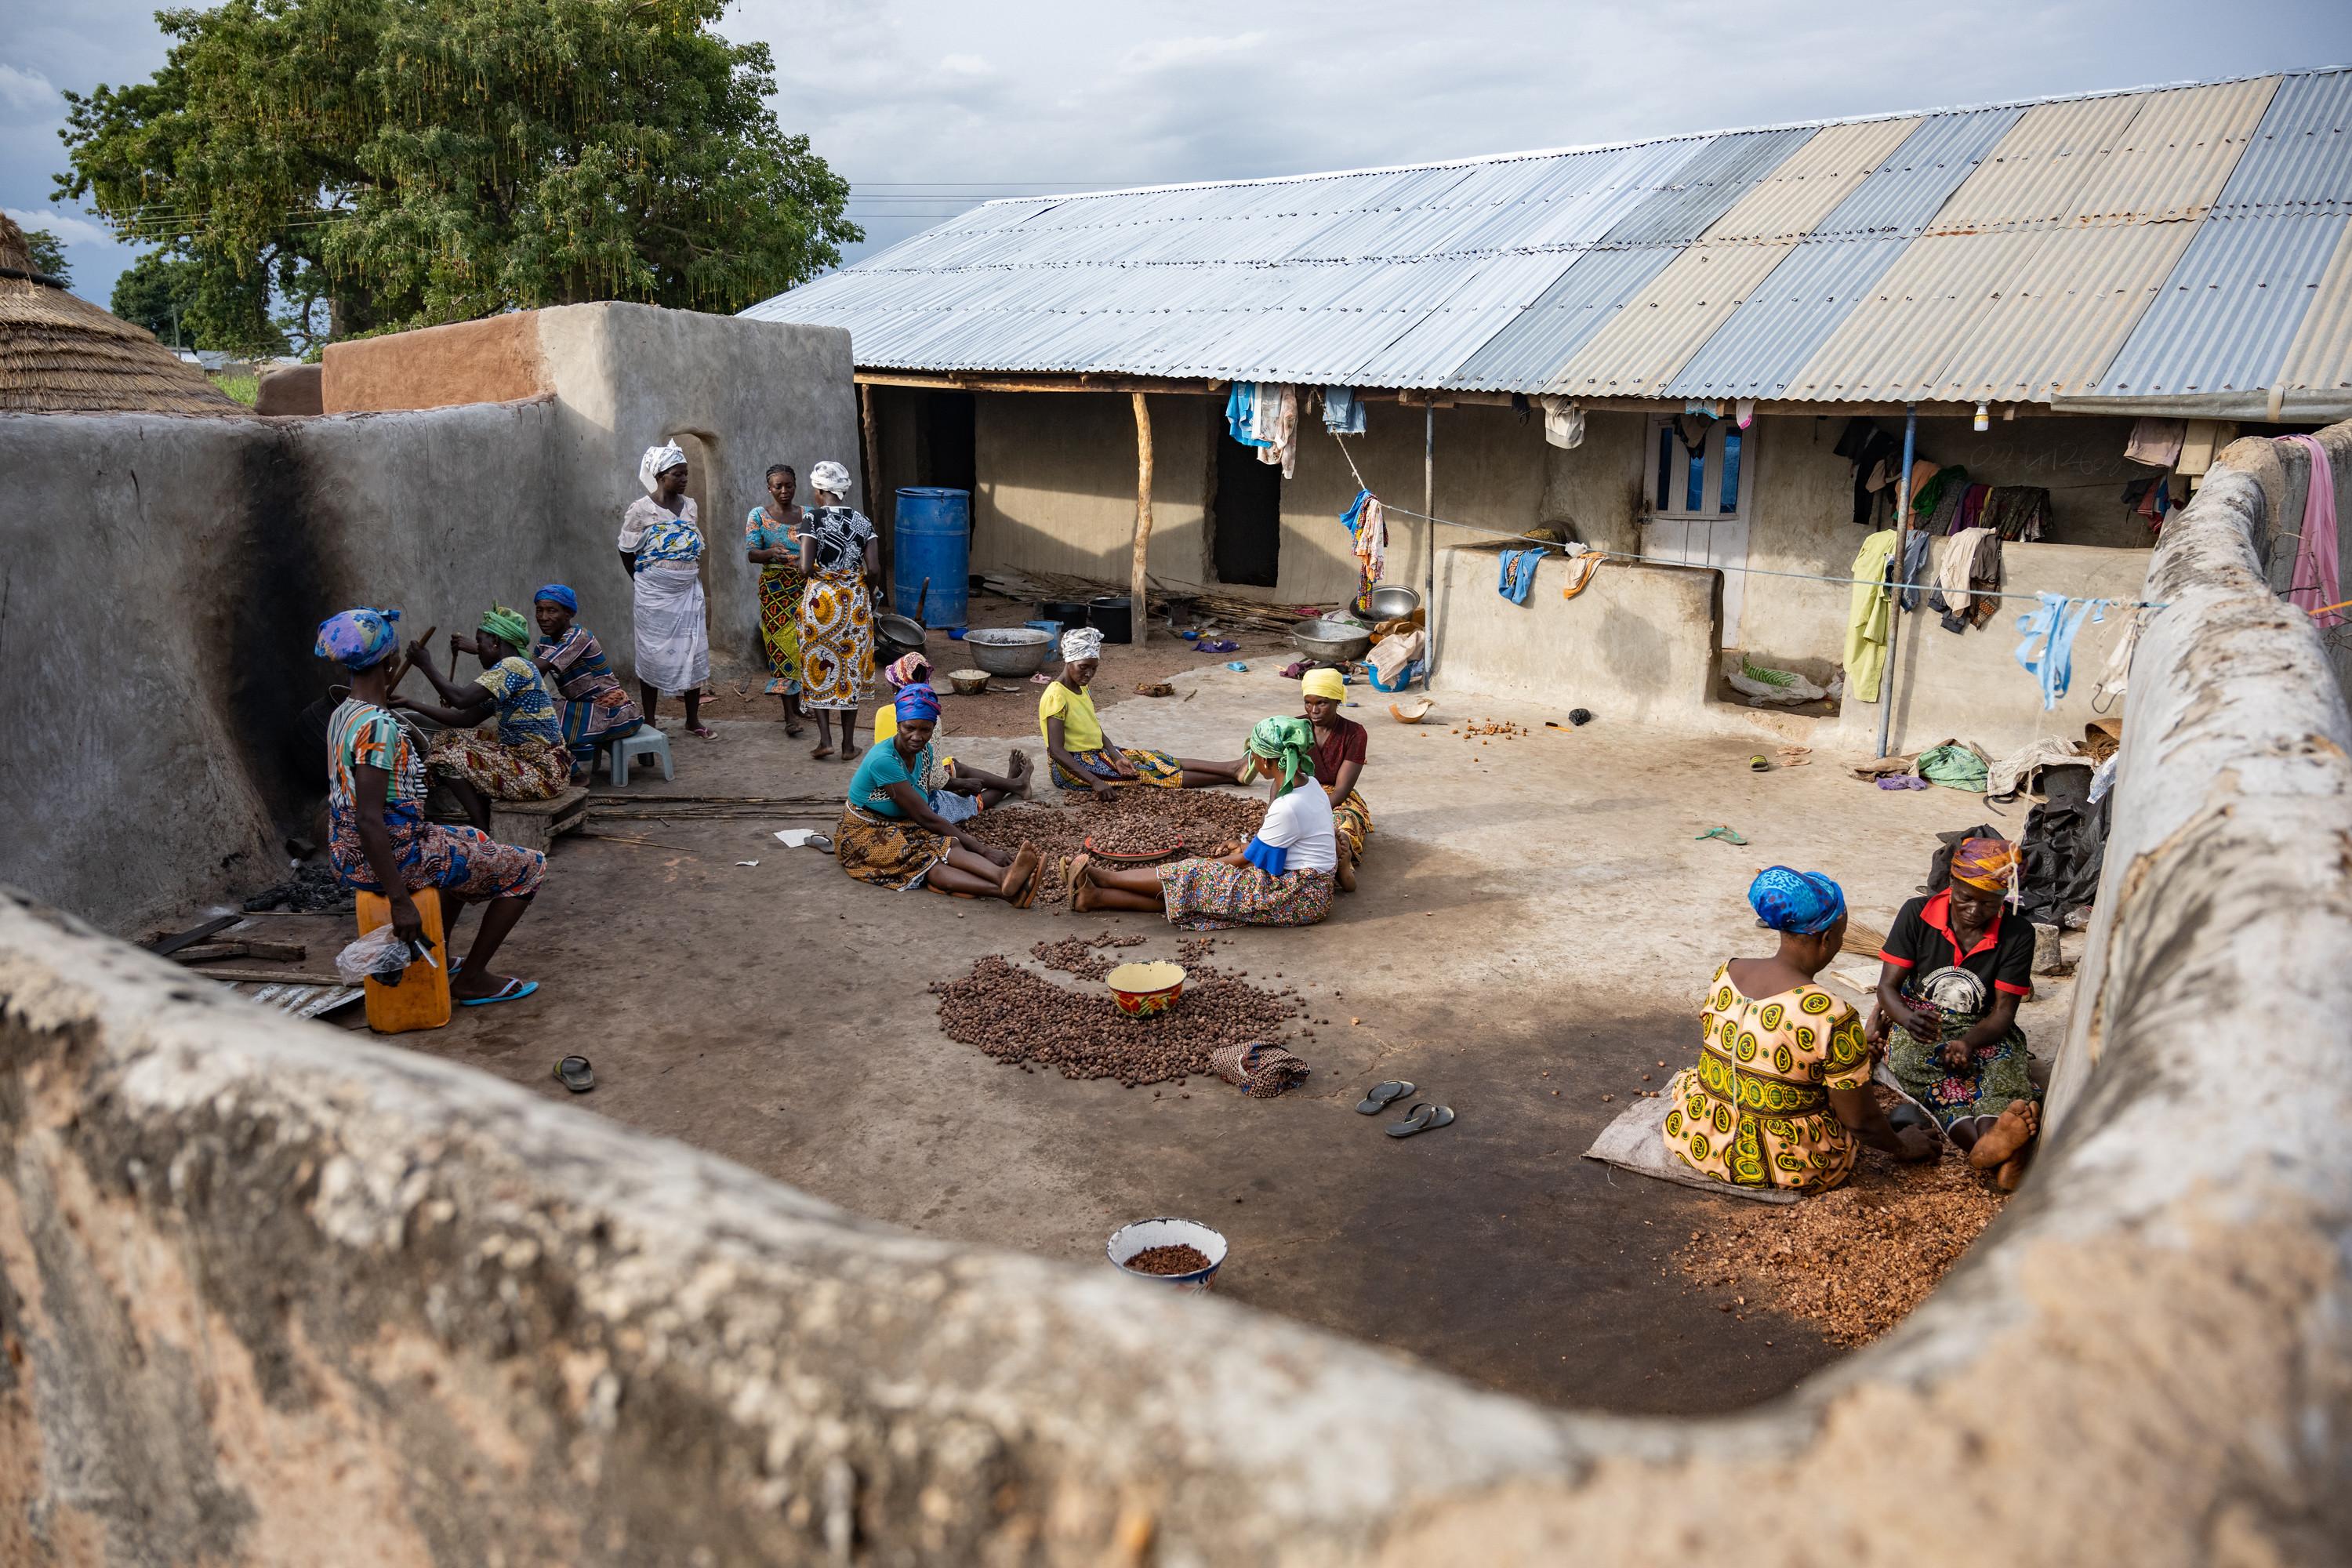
[19,228,72,285]
[59,0,859,355]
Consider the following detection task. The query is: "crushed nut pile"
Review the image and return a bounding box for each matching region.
[1032,931,1145,981]
[1675,1141,2007,1345]
[1123,1243,1210,1276]
[1450,719,1530,740]
[966,793,1268,903]
[929,951,1305,1086]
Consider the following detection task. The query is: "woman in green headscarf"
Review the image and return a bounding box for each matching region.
[1070,717,1340,929]
[401,604,572,830]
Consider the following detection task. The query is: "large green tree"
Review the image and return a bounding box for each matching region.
[58,0,858,355]
[19,228,73,285]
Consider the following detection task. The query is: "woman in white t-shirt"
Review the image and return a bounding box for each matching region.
[1072,717,1338,929]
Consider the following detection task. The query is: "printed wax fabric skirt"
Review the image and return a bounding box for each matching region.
[1661,968,1868,1192]
[1882,967,2037,1129]
[632,561,711,696]
[835,803,950,891]
[561,695,639,762]
[427,731,570,801]
[1156,858,1334,931]
[799,570,874,712]
[1332,788,1372,858]
[757,561,806,695]
[1050,746,1184,791]
[329,802,545,901]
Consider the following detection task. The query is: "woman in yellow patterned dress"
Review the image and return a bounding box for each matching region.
[1662,867,1936,1192]
[795,459,878,762]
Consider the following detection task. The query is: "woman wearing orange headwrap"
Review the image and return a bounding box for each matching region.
[1868,836,2041,1186]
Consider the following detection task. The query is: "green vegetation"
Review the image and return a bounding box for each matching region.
[20,227,71,285]
[210,371,260,405]
[59,0,858,357]
[111,251,204,345]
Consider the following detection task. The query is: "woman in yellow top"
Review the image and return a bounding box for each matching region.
[1040,627,1232,797]
[1662,866,1935,1192]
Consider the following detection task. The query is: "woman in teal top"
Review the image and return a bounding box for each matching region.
[835,684,1040,903]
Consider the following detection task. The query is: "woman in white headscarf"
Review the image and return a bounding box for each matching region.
[618,441,713,738]
[1037,626,1233,795]
[795,459,880,760]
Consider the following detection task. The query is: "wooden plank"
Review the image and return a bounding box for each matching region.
[191,968,347,986]
[143,914,239,957]
[174,938,309,964]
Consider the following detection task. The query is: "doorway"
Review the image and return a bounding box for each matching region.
[1210,428,1282,586]
[917,390,975,494]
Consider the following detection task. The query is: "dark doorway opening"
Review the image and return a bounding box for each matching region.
[918,390,976,495]
[1211,428,1282,586]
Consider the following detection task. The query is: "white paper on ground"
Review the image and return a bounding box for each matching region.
[735,860,760,867]
[775,829,815,848]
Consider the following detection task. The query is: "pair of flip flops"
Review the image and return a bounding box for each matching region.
[1356,1080,1455,1138]
[553,1055,593,1093]
[459,977,537,1007]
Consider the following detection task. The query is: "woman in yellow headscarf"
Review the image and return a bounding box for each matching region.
[1868,836,2042,1187]
[1208,668,1373,890]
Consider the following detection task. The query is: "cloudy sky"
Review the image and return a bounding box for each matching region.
[8,0,2350,308]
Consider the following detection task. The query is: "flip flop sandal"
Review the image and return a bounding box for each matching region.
[1356,1080,1416,1115]
[459,977,539,1007]
[1385,1103,1455,1138]
[804,832,835,855]
[553,1054,594,1093]
[1010,851,1045,909]
[686,724,718,739]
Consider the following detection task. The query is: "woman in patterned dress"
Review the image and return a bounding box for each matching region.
[1870,836,2044,1187]
[1662,868,1935,1192]
[314,607,544,1007]
[402,606,572,832]
[744,462,806,736]
[1071,717,1338,930]
[529,585,641,775]
[795,459,878,762]
[834,683,1041,902]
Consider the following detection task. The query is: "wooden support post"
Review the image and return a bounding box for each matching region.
[858,383,886,588]
[1131,391,1154,647]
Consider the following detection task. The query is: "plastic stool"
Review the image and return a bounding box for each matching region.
[608,726,673,785]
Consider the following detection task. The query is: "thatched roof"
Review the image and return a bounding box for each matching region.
[0,216,241,416]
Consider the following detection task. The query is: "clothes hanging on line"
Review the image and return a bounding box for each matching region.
[1323,386,1366,436]
[1735,399,1755,430]
[2122,474,2175,530]
[2090,604,2146,710]
[1913,464,1969,525]
[1253,384,1298,477]
[1538,395,1584,449]
[2123,418,2186,469]
[1898,528,1934,612]
[2014,593,2107,711]
[1339,488,1386,593]
[1498,545,1550,604]
[1833,418,1902,528]
[1956,482,1990,534]
[1845,528,1899,702]
[1225,383,1270,449]
[1557,549,1604,601]
[1930,528,2002,630]
[1979,486,2049,542]
[2280,434,2343,628]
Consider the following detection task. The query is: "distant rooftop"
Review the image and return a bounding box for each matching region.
[746,68,2352,416]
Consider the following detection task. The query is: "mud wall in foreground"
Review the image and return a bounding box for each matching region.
[3,429,2350,1564]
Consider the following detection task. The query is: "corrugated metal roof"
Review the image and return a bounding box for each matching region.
[749,68,2352,412]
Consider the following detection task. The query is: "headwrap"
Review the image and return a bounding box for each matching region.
[1243,716,1316,790]
[808,459,853,495]
[1061,626,1105,664]
[1301,667,1348,702]
[1748,866,1848,936]
[884,652,932,690]
[314,607,401,670]
[1949,837,2020,893]
[894,682,942,725]
[638,441,687,496]
[479,604,532,649]
[533,583,578,612]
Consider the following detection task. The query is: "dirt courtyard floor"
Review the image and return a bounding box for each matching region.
[202,642,2074,1416]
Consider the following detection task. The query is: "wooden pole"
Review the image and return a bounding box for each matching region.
[1422,403,1436,690]
[1131,391,1154,647]
[858,383,886,590]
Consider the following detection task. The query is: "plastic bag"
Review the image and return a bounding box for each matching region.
[1727,659,1828,706]
[336,925,424,986]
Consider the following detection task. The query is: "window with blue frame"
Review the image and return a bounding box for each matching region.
[1649,415,1751,519]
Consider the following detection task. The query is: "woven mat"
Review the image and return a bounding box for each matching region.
[1209,1041,1308,1098]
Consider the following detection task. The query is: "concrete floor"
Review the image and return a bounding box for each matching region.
[224,655,2074,1416]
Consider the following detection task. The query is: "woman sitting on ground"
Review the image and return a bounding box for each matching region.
[797,459,878,761]
[745,462,806,736]
[1208,668,1373,890]
[401,607,571,829]
[619,441,713,738]
[872,652,1033,815]
[1869,836,2042,1188]
[316,608,543,1007]
[1072,717,1338,929]
[1663,868,1935,1192]
[836,682,1042,902]
[1040,627,1234,795]
[529,584,641,776]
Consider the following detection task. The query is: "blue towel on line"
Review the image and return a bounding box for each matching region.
[2013,593,2106,711]
[1499,545,1550,604]
[1323,386,1365,435]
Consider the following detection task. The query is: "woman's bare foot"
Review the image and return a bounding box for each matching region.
[1997,1149,2031,1191]
[1068,853,1098,912]
[1337,848,1358,892]
[1000,843,1040,898]
[811,742,834,760]
[1009,749,1033,797]
[840,739,861,761]
[1968,1099,2039,1169]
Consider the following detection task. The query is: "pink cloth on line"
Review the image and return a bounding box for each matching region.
[2281,434,2343,628]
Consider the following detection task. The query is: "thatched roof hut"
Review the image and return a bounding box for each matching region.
[0,215,240,416]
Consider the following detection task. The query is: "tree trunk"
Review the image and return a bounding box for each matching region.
[1131,392,1153,648]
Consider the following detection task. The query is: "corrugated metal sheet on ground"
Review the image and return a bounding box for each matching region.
[1537,118,1922,397]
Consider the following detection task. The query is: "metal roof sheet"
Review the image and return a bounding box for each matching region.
[749,70,2352,412]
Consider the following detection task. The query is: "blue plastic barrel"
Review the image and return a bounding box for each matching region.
[891,488,971,631]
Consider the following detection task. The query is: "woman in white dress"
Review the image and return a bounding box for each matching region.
[617,441,713,738]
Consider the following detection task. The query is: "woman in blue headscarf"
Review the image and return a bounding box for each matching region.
[529,584,641,775]
[834,684,1042,903]
[1659,867,1934,1192]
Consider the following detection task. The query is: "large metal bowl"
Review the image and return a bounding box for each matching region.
[1290,618,1373,662]
[962,626,1054,676]
[1363,584,1421,621]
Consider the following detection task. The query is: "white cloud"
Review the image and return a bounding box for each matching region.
[4,208,112,246]
[0,63,56,114]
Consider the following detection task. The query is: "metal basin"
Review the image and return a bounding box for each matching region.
[1363,584,1421,621]
[1290,618,1373,662]
[962,626,1054,676]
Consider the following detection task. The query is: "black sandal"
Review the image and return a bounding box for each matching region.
[1356,1080,1415,1115]
[554,1055,595,1094]
[1386,1102,1454,1138]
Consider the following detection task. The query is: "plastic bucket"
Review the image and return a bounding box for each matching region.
[892,488,971,631]
[1088,595,1134,644]
[1106,1218,1228,1293]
